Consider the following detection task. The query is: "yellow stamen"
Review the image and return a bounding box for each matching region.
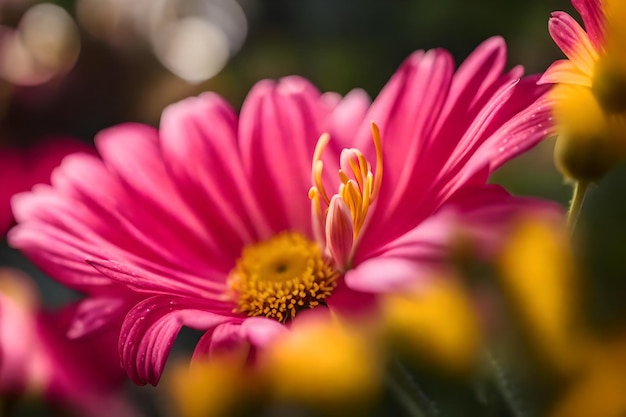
[227,232,338,323]
[312,133,332,205]
[309,122,384,243]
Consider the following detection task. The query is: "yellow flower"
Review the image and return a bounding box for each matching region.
[381,279,482,376]
[166,349,260,417]
[259,312,382,411]
[497,217,582,374]
[496,215,626,417]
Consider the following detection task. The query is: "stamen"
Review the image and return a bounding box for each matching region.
[312,133,332,205]
[371,122,384,199]
[308,122,385,268]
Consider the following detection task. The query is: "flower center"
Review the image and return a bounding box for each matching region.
[227,232,339,322]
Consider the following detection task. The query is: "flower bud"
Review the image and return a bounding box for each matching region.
[552,84,626,182]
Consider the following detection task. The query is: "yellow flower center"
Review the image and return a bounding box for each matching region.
[227,232,339,322]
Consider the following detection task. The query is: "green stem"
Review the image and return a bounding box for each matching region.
[483,351,526,417]
[386,361,438,417]
[567,181,588,233]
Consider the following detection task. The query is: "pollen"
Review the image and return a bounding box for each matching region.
[227,232,339,323]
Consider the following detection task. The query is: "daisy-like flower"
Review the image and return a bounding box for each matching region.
[9,36,560,386]
[540,0,626,182]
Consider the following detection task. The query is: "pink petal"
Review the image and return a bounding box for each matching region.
[427,79,520,202]
[239,76,327,237]
[437,36,509,126]
[431,37,522,150]
[10,143,238,297]
[192,317,284,359]
[572,0,604,49]
[325,195,354,269]
[192,322,244,358]
[241,317,286,346]
[353,48,455,246]
[66,296,136,339]
[345,257,438,293]
[348,185,564,294]
[369,48,455,203]
[11,185,218,293]
[325,278,378,318]
[357,38,544,255]
[96,124,236,271]
[538,59,592,86]
[325,88,371,151]
[88,260,230,302]
[10,155,186,284]
[421,74,552,208]
[476,89,554,171]
[119,296,233,385]
[159,93,268,242]
[433,185,564,256]
[549,11,598,76]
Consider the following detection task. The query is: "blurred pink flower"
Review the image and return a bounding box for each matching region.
[9,36,562,386]
[0,137,92,234]
[0,268,133,417]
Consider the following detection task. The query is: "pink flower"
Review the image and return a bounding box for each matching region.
[9,36,561,386]
[0,137,93,234]
[0,268,133,417]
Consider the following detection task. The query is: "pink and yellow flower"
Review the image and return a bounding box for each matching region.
[9,36,561,386]
[541,0,626,181]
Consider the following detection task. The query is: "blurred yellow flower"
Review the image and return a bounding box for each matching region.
[497,218,582,374]
[167,349,260,417]
[381,280,482,376]
[260,313,382,411]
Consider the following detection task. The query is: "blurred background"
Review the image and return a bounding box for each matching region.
[0,0,606,415]
[0,0,575,194]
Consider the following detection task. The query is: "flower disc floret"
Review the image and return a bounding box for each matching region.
[227,232,339,322]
